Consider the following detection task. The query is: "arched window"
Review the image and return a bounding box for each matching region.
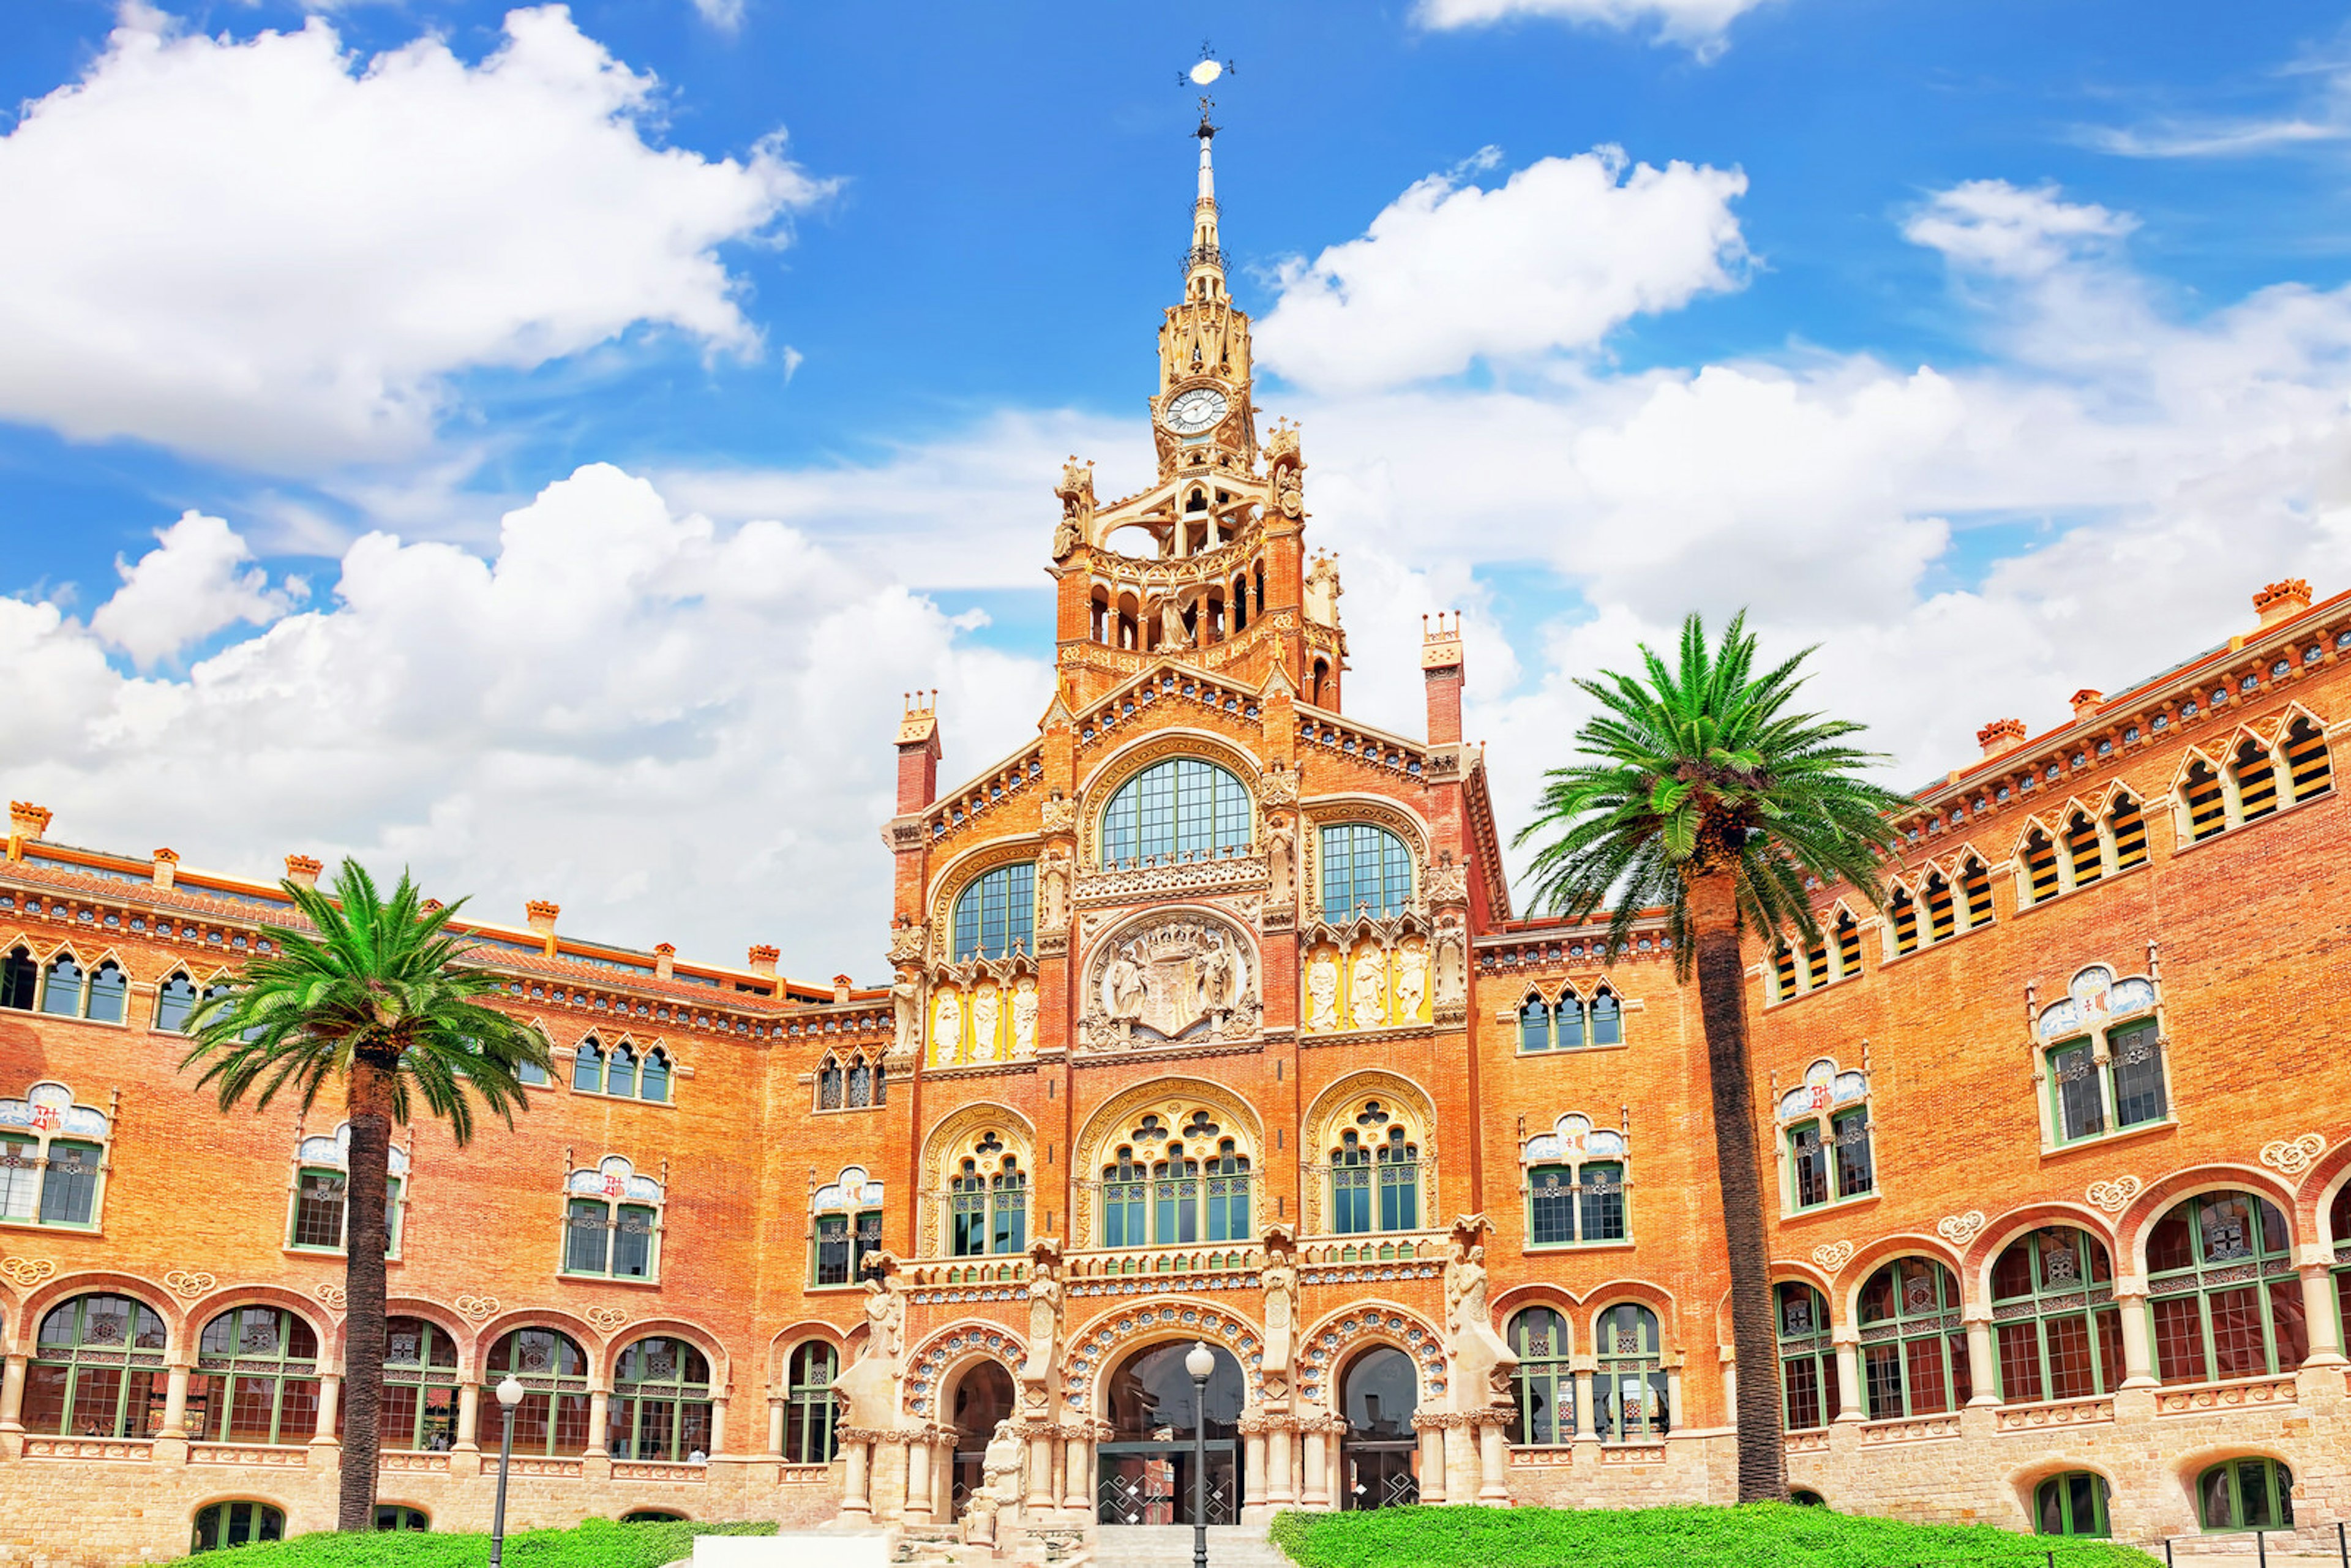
[1592,1304,1668,1442]
[0,1080,112,1229]
[480,1328,591,1455]
[1330,1102,1419,1234]
[1318,823,1411,921]
[1099,758,1251,869]
[377,1317,460,1452]
[2063,810,2104,890]
[2233,737,2281,822]
[948,1137,1026,1257]
[784,1341,840,1463]
[2147,1191,2303,1384]
[2183,757,2227,841]
[1834,912,1862,975]
[1097,1109,1250,1248]
[1102,1144,1148,1248]
[0,945,34,1011]
[953,863,1036,962]
[1991,1228,2121,1404]
[290,1122,410,1258]
[155,972,199,1033]
[1523,1116,1628,1248]
[608,1042,639,1100]
[2022,828,2061,904]
[2107,795,2148,871]
[819,1057,844,1109]
[1518,994,1550,1052]
[1778,1061,1872,1212]
[1771,940,1798,999]
[572,1037,605,1093]
[1803,932,1831,989]
[375,1506,430,1532]
[638,1048,670,1104]
[812,1165,883,1286]
[563,1156,663,1281]
[1505,1307,1572,1444]
[1856,1259,1970,1418]
[1588,988,1620,1046]
[1925,870,1957,941]
[40,953,84,1017]
[190,1502,285,1553]
[1790,1489,1827,1507]
[1960,857,1994,926]
[1776,1283,1837,1431]
[2034,1472,2110,1537]
[24,1292,168,1437]
[189,1307,321,1445]
[1889,888,1919,955]
[2285,713,2333,801]
[610,1337,713,1461]
[84,961,126,1025]
[1205,1136,1251,1242]
[2197,1458,2294,1533]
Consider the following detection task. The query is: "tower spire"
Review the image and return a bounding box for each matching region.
[1187,97,1225,302]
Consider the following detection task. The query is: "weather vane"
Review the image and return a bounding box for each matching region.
[1180,40,1237,134]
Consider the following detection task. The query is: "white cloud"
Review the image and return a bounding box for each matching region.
[1415,0,1779,59]
[0,5,830,470]
[691,0,748,29]
[90,511,304,667]
[1255,148,1749,394]
[1902,181,2136,280]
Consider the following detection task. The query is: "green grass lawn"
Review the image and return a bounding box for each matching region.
[162,1517,774,1566]
[1268,1504,2158,1567]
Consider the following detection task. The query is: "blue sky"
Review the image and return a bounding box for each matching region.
[4,0,2350,975]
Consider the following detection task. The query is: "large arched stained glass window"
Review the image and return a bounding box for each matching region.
[784,1341,839,1463]
[1505,1307,1573,1445]
[2148,1190,2303,1384]
[24,1292,169,1438]
[1319,824,1411,921]
[1100,759,1251,869]
[953,864,1035,962]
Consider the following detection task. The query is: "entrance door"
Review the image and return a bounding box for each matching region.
[1095,1341,1244,1526]
[1339,1346,1420,1511]
[947,1360,1014,1521]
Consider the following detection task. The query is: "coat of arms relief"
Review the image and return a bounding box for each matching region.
[1080,912,1261,1051]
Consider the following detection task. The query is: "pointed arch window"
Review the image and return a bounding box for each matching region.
[1100,757,1251,869]
[784,1341,840,1463]
[24,1292,169,1438]
[39,953,83,1018]
[812,1166,883,1286]
[1771,940,1798,999]
[1100,1108,1254,1247]
[1521,989,1606,1051]
[609,1337,712,1461]
[478,1327,591,1455]
[2233,737,2281,822]
[1991,1227,2121,1404]
[563,1156,663,1281]
[1834,912,1863,976]
[1505,1306,1573,1444]
[83,961,126,1025]
[1592,1304,1669,1441]
[0,1079,112,1229]
[2284,713,2333,801]
[2022,828,2061,904]
[953,863,1035,962]
[1318,823,1411,921]
[2063,810,2104,889]
[2147,1191,2302,1384]
[572,1037,604,1093]
[2183,757,2227,841]
[1775,1283,1838,1431]
[948,1135,1026,1258]
[0,946,34,1011]
[189,1306,321,1446]
[1803,931,1831,988]
[571,1035,670,1102]
[1925,870,1957,941]
[1888,887,1919,955]
[1857,1259,1970,1418]
[154,972,199,1033]
[290,1122,410,1256]
[2107,795,2148,871]
[1960,857,1994,926]
[1329,1101,1421,1235]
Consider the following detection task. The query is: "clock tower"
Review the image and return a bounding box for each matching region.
[1048,108,1345,712]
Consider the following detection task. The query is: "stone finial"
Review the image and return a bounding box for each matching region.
[525,900,560,932]
[1976,718,2028,759]
[152,847,179,890]
[896,690,940,746]
[9,802,52,841]
[833,973,855,1005]
[2254,578,2313,629]
[654,942,676,980]
[2069,689,2104,719]
[747,943,780,977]
[1420,612,1464,672]
[283,854,323,890]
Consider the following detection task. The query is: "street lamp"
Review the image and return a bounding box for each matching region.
[488,1375,525,1568]
[1185,1340,1215,1568]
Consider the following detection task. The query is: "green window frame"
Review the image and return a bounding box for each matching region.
[2147,1190,2303,1385]
[784,1341,840,1463]
[373,1316,460,1452]
[1103,1148,1147,1248]
[1775,1282,1839,1431]
[39,953,84,1017]
[953,863,1036,962]
[607,1337,713,1461]
[1593,1303,1668,1442]
[2034,1471,2110,1537]
[0,945,36,1010]
[374,1506,430,1532]
[288,1167,405,1256]
[813,1207,882,1287]
[1856,1258,1971,1419]
[154,972,198,1033]
[1318,823,1411,922]
[1786,1109,1872,1210]
[2197,1458,2294,1532]
[479,1327,591,1456]
[192,1502,285,1553]
[1505,1306,1573,1444]
[563,1198,658,1278]
[1100,757,1252,869]
[1990,1227,2123,1404]
[2047,1021,2167,1145]
[1526,1146,1630,1249]
[189,1306,321,1446]
[24,1292,169,1438]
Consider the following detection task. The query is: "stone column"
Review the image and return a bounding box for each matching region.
[2299,1264,2345,1365]
[1964,1316,2000,1407]
[842,1430,874,1518]
[1831,1337,1864,1422]
[157,1365,189,1439]
[1572,1364,1596,1437]
[1266,1417,1295,1505]
[708,1397,727,1457]
[0,1354,28,1431]
[313,1375,342,1445]
[904,1433,936,1523]
[1475,1414,1509,1504]
[1411,1414,1446,1505]
[1242,1418,1267,1511]
[767,1398,786,1457]
[1441,1416,1473,1506]
[1061,1424,1094,1516]
[453,1382,482,1452]
[1026,1423,1057,1514]
[2114,1287,2157,1389]
[1325,1418,1344,1511]
[1665,1367,1686,1430]
[585,1390,610,1458]
[1300,1422,1330,1508]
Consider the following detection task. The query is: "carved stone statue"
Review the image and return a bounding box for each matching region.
[1038,851,1071,928]
[1393,937,1428,1022]
[932,988,963,1066]
[1198,935,1235,1018]
[891,970,922,1054]
[1433,916,1468,1010]
[1443,1226,1518,1411]
[1261,1251,1300,1398]
[1105,952,1147,1023]
[1305,951,1339,1032]
[983,1416,1026,1505]
[1265,816,1295,902]
[1011,978,1039,1057]
[1157,592,1188,648]
[1303,554,1342,629]
[1277,466,1303,519]
[970,983,1000,1063]
[1023,1255,1064,1384]
[1350,945,1387,1029]
[1051,516,1082,560]
[1040,793,1078,835]
[834,1273,907,1433]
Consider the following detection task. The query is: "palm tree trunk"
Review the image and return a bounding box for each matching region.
[1687,866,1788,1503]
[338,1063,394,1531]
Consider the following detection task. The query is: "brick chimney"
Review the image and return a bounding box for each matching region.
[1976,718,2028,760]
[8,802,52,861]
[526,899,560,958]
[1422,613,1466,746]
[152,847,179,890]
[283,854,323,890]
[654,942,676,981]
[2069,689,2104,720]
[833,973,855,1005]
[897,692,942,814]
[2254,578,2312,630]
[747,943,779,978]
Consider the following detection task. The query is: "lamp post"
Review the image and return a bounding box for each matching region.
[488,1375,525,1568]
[1185,1340,1215,1568]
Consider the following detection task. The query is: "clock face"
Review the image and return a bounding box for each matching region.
[1161,386,1230,437]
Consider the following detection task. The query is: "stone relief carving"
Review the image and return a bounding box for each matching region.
[1040,793,1079,836]
[164,1270,216,1299]
[891,971,923,1056]
[1433,915,1468,1011]
[1080,912,1261,1051]
[1810,1240,1856,1275]
[836,1266,909,1435]
[1303,553,1342,630]
[1265,817,1295,906]
[2085,1176,2142,1214]
[1425,854,1469,907]
[1305,949,1340,1032]
[2260,1133,2327,1176]
[454,1294,500,1322]
[1038,850,1072,929]
[932,990,964,1067]
[0,1256,57,1288]
[888,919,927,967]
[1935,1210,1987,1249]
[1011,978,1040,1057]
[1444,1218,1519,1411]
[1261,1236,1300,1406]
[970,984,1001,1064]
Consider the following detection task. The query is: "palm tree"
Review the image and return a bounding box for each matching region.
[184,859,550,1531]
[1512,612,1908,1502]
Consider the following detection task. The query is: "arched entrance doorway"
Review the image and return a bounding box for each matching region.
[1338,1346,1419,1510]
[947,1359,1015,1521]
[1097,1341,1243,1526]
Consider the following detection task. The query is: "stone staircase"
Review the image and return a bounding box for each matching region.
[1082,1525,1292,1568]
